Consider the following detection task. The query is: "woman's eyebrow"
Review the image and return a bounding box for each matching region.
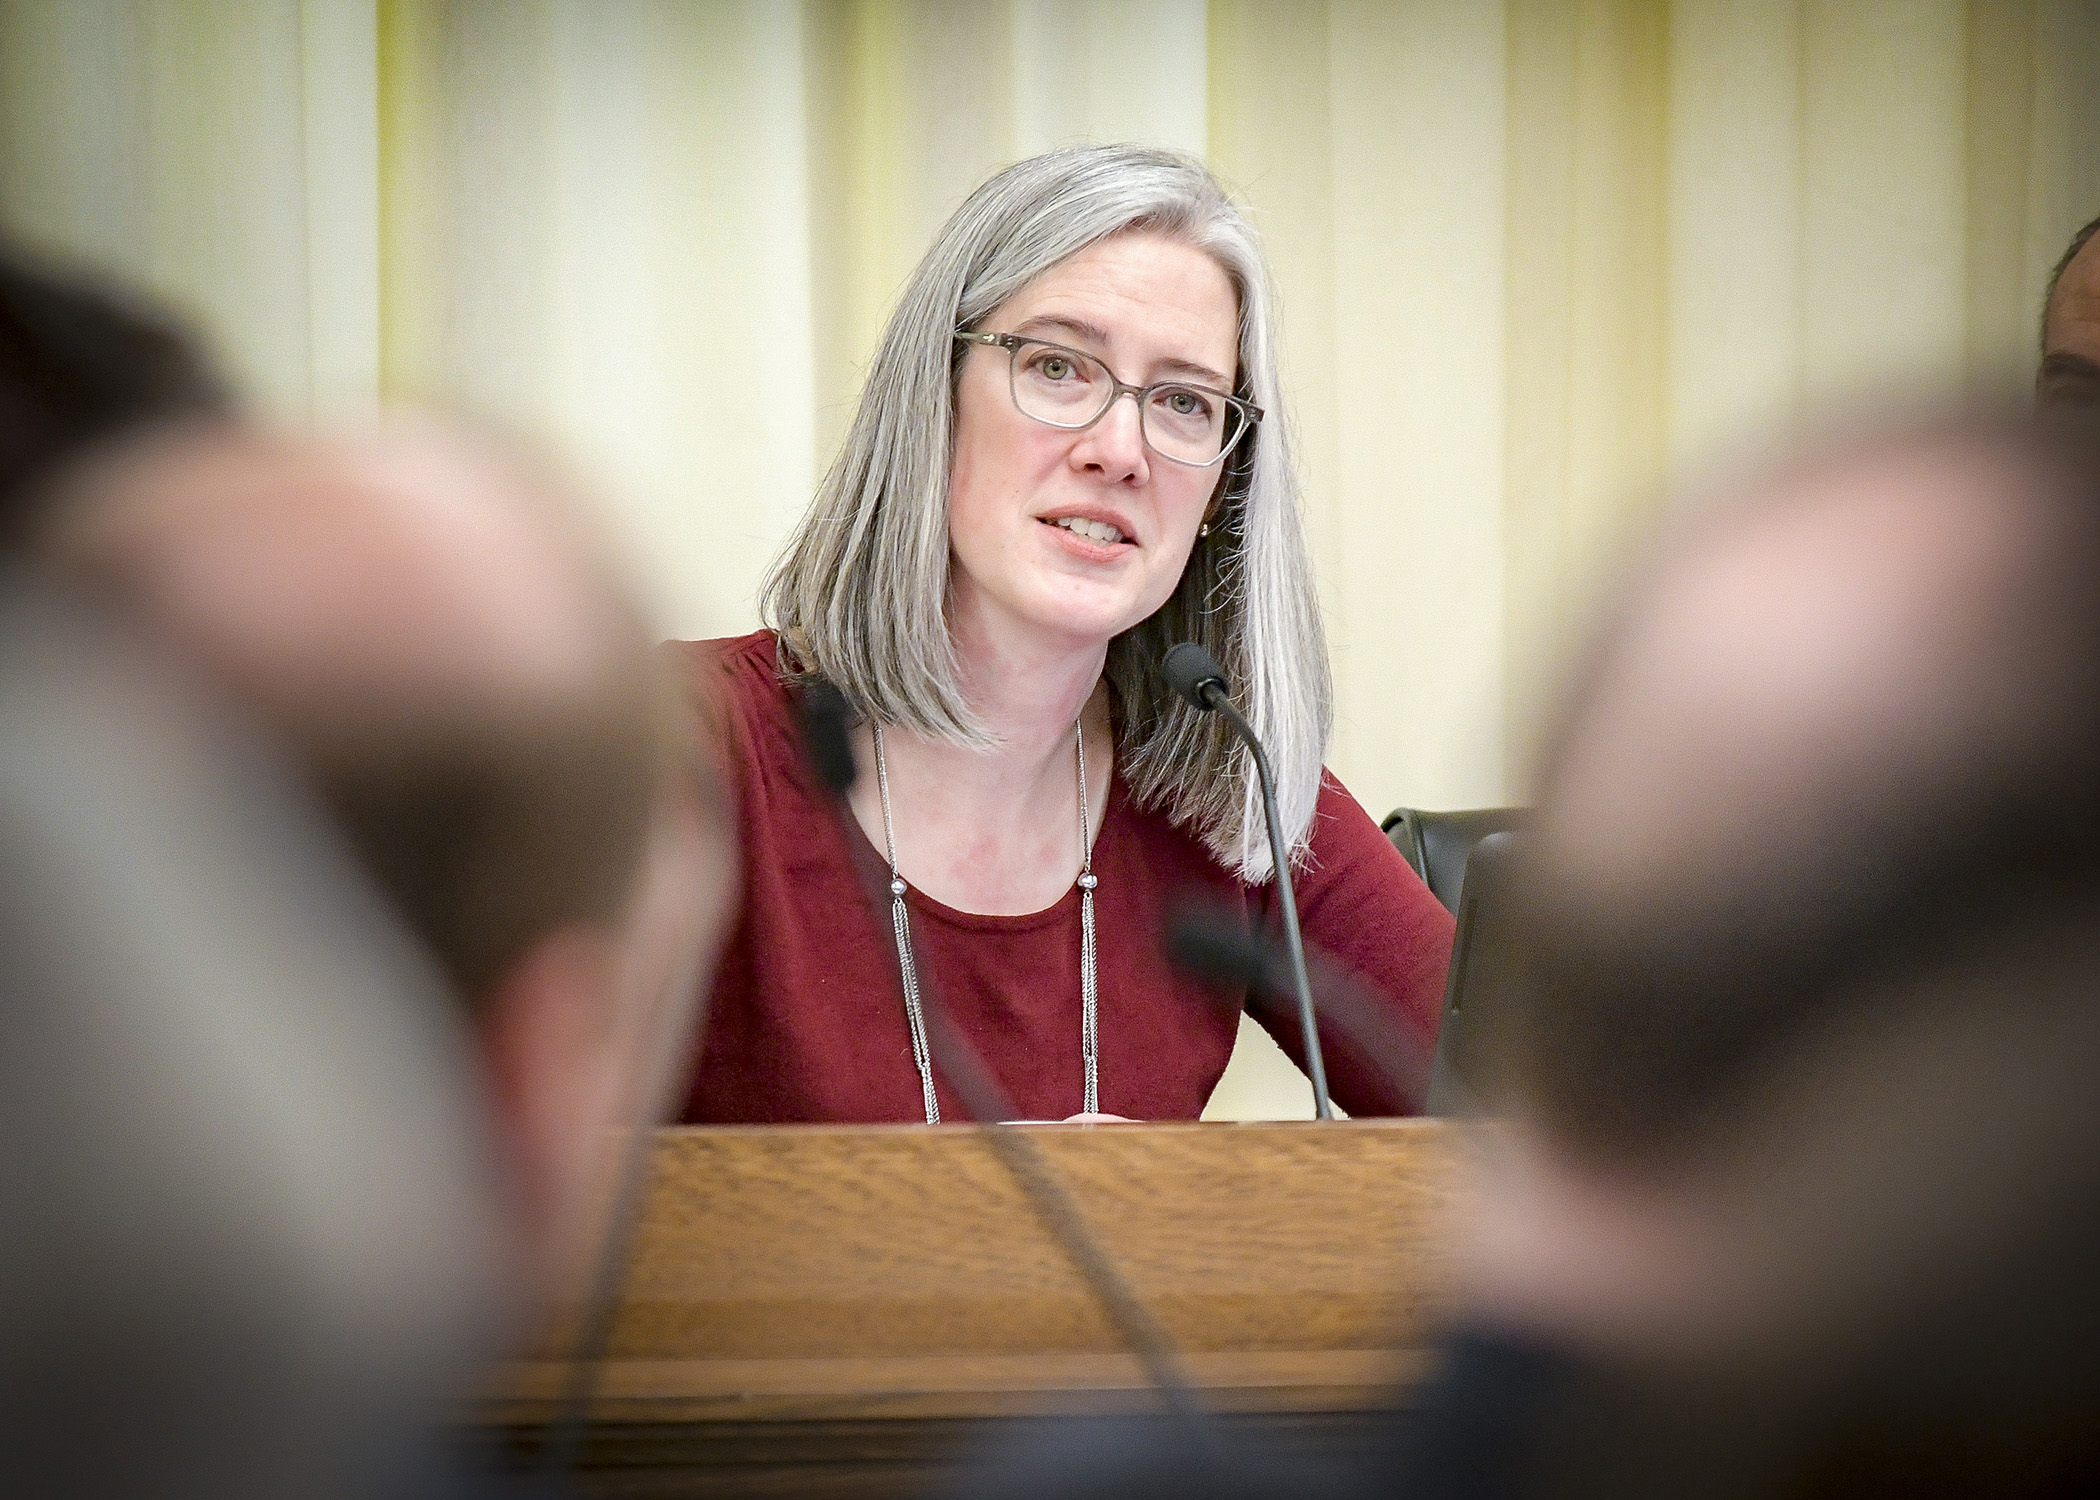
[1012,314,1233,389]
[1012,313,1112,349]
[1152,355,1234,389]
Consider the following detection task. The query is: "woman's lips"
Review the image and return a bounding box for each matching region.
[1039,515,1137,549]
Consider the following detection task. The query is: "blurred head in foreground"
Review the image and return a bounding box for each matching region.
[0,247,229,535]
[38,418,737,1313]
[2038,213,2099,410]
[1464,407,2100,1497]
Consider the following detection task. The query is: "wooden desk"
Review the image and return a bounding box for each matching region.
[489,1118,1469,1496]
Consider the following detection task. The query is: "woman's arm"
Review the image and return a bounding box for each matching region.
[1247,773,1456,1116]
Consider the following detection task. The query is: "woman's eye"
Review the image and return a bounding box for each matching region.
[1161,389,1214,419]
[1026,352,1085,382]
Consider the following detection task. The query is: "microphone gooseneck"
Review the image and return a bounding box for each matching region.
[1161,644,1334,1121]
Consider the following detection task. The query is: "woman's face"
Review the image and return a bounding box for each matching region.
[947,231,1240,656]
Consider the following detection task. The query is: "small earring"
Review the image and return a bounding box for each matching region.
[1198,523,1211,538]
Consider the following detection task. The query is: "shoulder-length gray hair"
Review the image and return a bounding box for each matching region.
[762,142,1329,882]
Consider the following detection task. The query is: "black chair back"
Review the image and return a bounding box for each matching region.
[1383,806,1527,915]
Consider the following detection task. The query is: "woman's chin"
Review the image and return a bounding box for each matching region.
[1025,600,1154,649]
[951,569,1172,654]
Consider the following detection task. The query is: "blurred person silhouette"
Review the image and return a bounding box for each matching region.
[0,249,735,1492]
[1382,405,2100,1499]
[948,406,2100,1500]
[0,576,501,1499]
[0,246,230,538]
[2038,213,2099,410]
[37,418,738,1324]
[0,252,513,1499]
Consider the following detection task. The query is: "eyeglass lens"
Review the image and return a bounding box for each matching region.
[1009,342,1246,465]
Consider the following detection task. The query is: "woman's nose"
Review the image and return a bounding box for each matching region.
[1073,392,1150,482]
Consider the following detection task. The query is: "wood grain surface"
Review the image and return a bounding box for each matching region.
[488,1118,1472,1427]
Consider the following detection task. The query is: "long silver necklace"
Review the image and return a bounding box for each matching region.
[871,717,1099,1124]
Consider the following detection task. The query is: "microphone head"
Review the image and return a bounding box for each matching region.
[1161,642,1228,712]
[795,679,858,797]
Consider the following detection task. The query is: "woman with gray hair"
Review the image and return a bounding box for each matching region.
[675,143,1452,1124]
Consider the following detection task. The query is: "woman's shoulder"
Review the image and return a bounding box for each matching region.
[661,628,801,765]
[1302,768,1408,870]
[663,627,781,687]
[1294,767,1452,937]
[1114,768,1396,886]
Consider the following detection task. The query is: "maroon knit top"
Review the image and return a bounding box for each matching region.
[676,631,1454,1124]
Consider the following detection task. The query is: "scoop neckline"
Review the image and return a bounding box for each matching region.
[840,775,1120,934]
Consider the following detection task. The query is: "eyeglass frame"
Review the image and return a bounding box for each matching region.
[952,329,1263,469]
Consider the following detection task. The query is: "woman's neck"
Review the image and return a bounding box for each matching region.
[958,606,1108,757]
[846,612,1115,916]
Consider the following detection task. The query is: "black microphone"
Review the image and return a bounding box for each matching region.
[1160,643,1334,1120]
[795,678,859,798]
[1160,641,1229,712]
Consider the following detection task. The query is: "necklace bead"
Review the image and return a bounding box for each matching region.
[889,877,907,897]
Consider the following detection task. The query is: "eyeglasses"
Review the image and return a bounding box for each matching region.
[953,330,1262,469]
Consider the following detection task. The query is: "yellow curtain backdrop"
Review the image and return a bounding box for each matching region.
[4,0,2096,1116]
